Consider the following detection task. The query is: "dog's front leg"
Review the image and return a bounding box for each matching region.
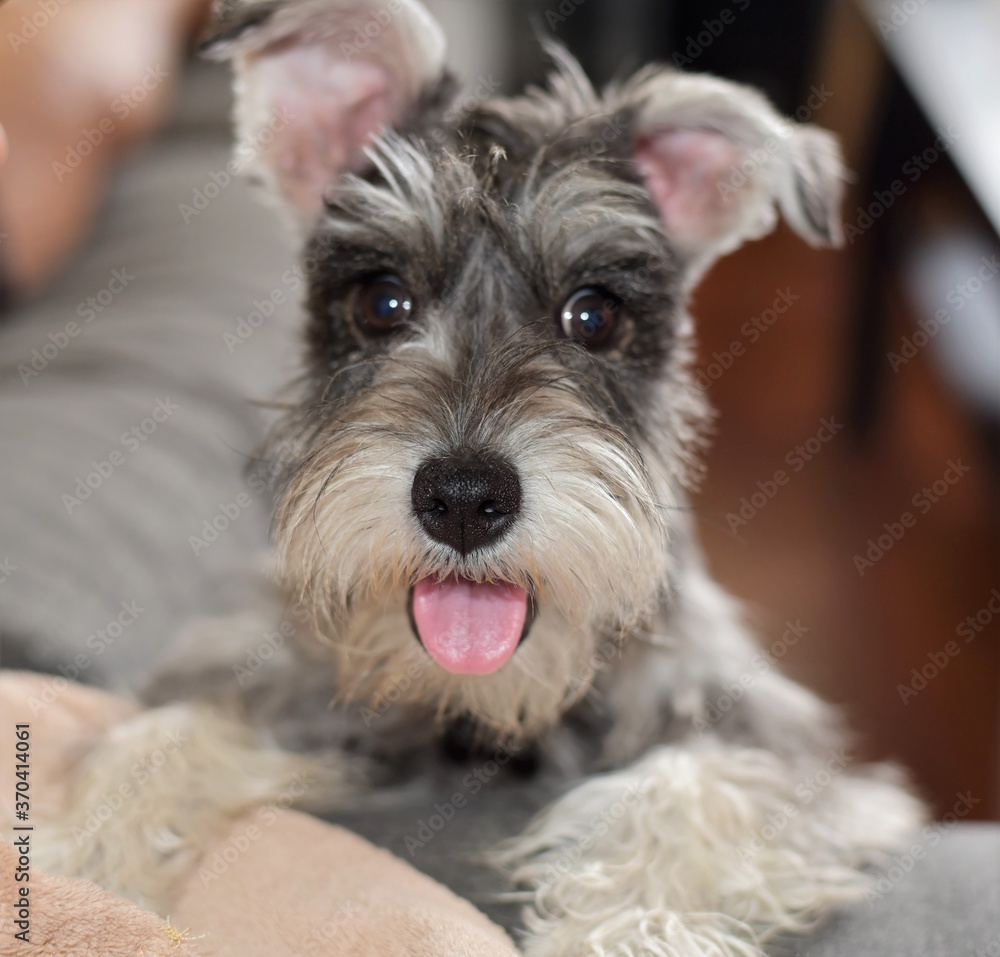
[498,740,922,957]
[33,699,360,912]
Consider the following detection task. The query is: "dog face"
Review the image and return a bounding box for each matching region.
[205,0,844,740]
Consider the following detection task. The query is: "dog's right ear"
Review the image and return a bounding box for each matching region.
[624,70,846,280]
[202,0,447,225]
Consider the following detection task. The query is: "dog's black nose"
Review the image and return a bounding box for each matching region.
[412,457,521,555]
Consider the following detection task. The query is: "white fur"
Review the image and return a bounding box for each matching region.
[496,743,923,957]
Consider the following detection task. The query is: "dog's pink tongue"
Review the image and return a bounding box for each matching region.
[413,577,528,675]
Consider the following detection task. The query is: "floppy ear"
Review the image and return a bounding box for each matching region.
[628,71,846,274]
[202,0,447,224]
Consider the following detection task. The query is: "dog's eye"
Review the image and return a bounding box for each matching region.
[559,288,622,349]
[355,275,415,335]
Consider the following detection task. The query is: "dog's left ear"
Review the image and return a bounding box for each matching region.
[627,71,845,272]
[202,0,446,224]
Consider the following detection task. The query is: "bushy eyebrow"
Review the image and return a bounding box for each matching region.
[304,237,412,290]
[502,170,676,306]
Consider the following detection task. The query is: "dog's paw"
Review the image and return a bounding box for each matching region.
[499,743,924,957]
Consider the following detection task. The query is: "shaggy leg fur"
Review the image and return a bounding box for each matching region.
[35,702,358,912]
[496,744,924,957]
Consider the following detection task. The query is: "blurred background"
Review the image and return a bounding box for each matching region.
[0,0,997,818]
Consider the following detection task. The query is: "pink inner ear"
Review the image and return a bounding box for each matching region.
[634,130,745,248]
[252,45,393,217]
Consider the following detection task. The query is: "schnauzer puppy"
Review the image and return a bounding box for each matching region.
[42,2,925,954]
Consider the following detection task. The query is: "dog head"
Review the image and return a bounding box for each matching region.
[205,0,844,740]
